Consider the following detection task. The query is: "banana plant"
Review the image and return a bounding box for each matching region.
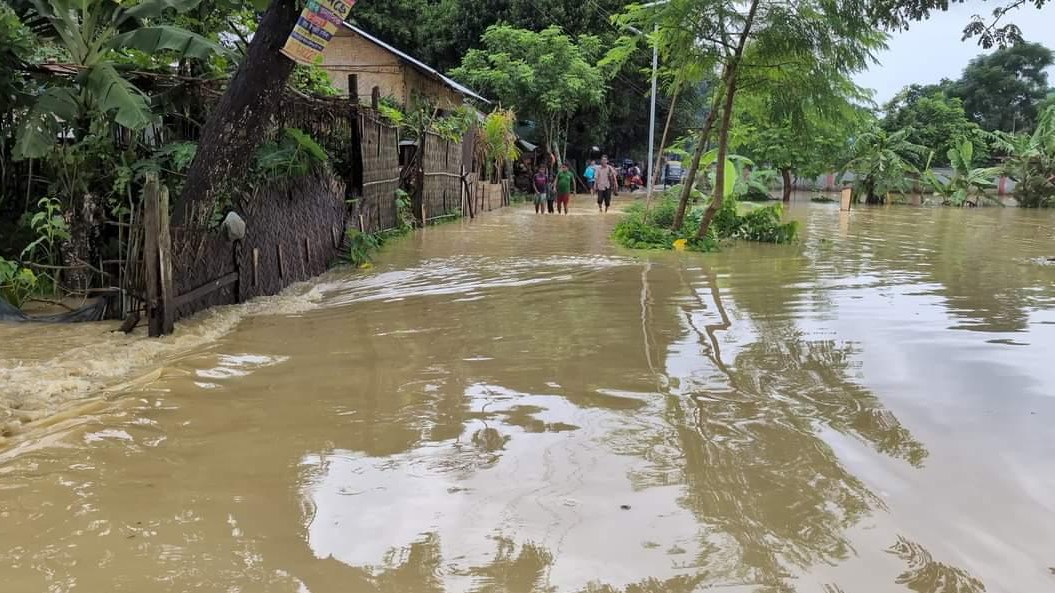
[700,148,738,200]
[921,139,1001,207]
[11,0,228,160]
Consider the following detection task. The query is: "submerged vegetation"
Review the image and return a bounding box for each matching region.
[613,185,798,252]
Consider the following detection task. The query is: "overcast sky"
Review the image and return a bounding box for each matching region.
[855,1,1055,103]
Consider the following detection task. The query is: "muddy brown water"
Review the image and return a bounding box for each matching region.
[2,199,1055,592]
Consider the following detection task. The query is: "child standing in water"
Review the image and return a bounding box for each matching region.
[555,163,574,215]
[533,166,549,215]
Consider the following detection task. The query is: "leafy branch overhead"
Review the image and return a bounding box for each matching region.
[9,0,230,160]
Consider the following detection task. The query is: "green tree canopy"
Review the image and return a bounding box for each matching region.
[881,85,988,167]
[8,0,228,159]
[451,25,606,160]
[731,41,878,199]
[946,42,1054,133]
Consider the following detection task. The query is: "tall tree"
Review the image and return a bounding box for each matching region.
[881,85,987,166]
[947,42,1054,133]
[732,53,875,201]
[353,0,676,159]
[175,0,300,225]
[451,25,605,163]
[616,0,884,236]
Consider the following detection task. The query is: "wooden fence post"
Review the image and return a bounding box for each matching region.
[347,74,359,104]
[371,86,380,109]
[157,185,175,335]
[143,176,161,337]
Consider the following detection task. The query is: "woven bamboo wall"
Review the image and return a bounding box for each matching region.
[422,132,463,222]
[357,113,401,233]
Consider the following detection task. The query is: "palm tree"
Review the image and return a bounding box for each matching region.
[840,127,928,204]
[921,139,1002,207]
[991,105,1055,208]
[10,0,225,160]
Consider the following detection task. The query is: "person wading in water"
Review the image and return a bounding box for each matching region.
[593,156,619,213]
[555,162,574,215]
[533,165,549,215]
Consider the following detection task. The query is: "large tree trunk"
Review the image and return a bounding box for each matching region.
[174,0,301,226]
[671,86,723,231]
[781,167,792,202]
[696,0,761,241]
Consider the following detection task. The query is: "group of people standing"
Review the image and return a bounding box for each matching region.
[532,156,621,215]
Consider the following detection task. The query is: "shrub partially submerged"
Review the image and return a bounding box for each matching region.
[613,187,798,252]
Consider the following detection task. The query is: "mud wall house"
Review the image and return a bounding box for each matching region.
[320,23,487,109]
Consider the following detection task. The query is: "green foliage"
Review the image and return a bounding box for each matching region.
[394,189,414,231]
[255,128,329,180]
[840,127,928,203]
[991,105,1055,207]
[0,257,39,307]
[870,0,1048,49]
[430,105,477,142]
[9,0,228,160]
[881,86,989,167]
[921,140,1001,207]
[343,228,382,267]
[736,203,799,243]
[290,64,340,97]
[20,197,70,266]
[737,168,779,201]
[377,100,407,127]
[948,42,1053,132]
[478,108,519,182]
[613,198,715,252]
[378,99,475,142]
[451,25,605,156]
[350,0,676,158]
[730,40,880,182]
[613,186,797,252]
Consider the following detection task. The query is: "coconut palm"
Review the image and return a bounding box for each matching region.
[990,105,1055,208]
[921,139,1002,207]
[840,127,928,204]
[10,0,226,160]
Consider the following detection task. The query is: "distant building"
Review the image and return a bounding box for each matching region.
[320,23,488,109]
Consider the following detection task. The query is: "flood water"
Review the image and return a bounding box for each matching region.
[2,199,1055,592]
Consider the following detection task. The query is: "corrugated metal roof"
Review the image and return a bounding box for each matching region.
[341,23,490,105]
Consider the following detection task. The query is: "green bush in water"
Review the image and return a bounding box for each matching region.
[343,229,381,267]
[613,196,717,252]
[613,188,798,252]
[737,203,799,243]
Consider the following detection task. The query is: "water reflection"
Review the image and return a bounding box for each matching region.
[638,258,939,588]
[888,537,985,593]
[797,206,1055,333]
